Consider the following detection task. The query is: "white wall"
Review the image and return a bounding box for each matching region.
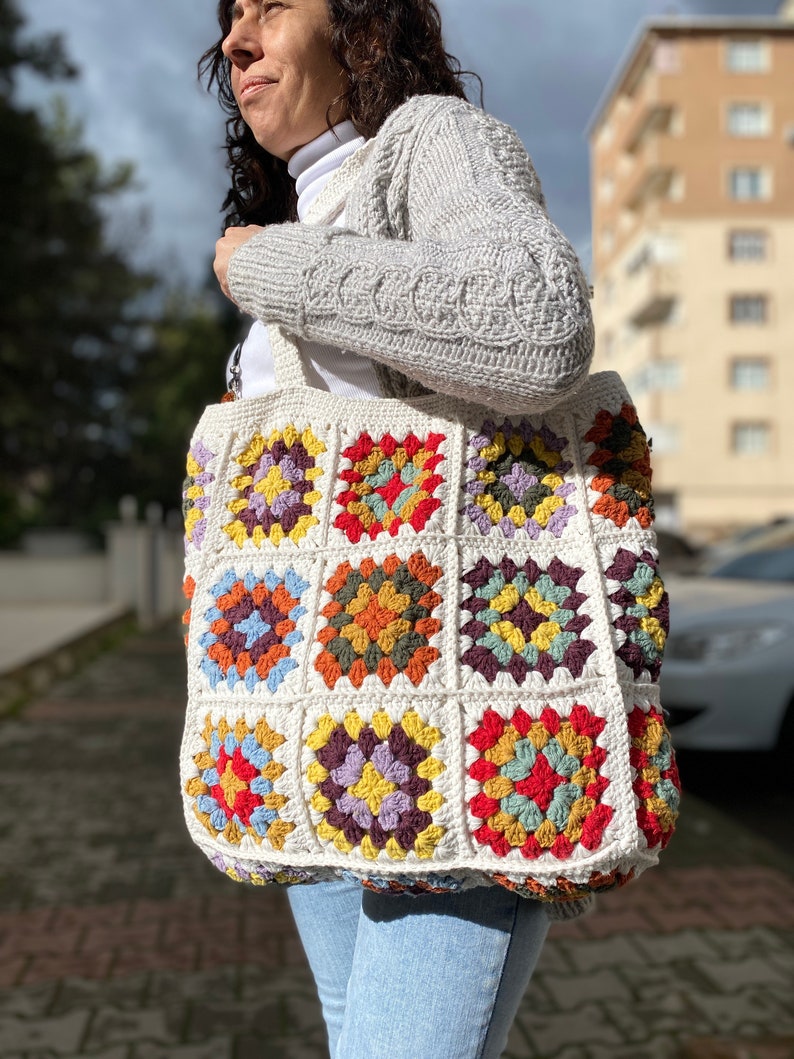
[0,524,184,623]
[0,555,107,604]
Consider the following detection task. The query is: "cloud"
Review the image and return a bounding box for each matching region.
[19,0,782,284]
[20,0,227,284]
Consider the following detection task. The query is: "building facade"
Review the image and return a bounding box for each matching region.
[589,5,794,538]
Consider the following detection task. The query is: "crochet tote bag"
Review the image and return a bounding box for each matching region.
[179,173,680,904]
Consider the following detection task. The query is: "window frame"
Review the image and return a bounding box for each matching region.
[726,102,771,137]
[729,294,768,324]
[729,357,771,391]
[728,167,770,202]
[731,421,772,456]
[646,422,680,456]
[725,39,770,74]
[654,40,681,75]
[728,230,768,261]
[652,360,682,391]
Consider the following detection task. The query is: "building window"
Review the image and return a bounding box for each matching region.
[599,175,615,203]
[728,168,770,201]
[601,227,615,254]
[597,121,614,150]
[731,358,770,390]
[728,230,768,260]
[725,40,769,73]
[652,490,679,531]
[727,103,770,137]
[626,243,652,277]
[654,41,681,74]
[730,295,767,324]
[732,422,771,455]
[653,233,680,264]
[668,173,686,202]
[619,208,634,234]
[647,423,680,456]
[621,322,638,349]
[630,361,682,396]
[625,234,680,277]
[653,360,682,390]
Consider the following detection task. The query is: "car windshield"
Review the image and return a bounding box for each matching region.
[709,546,794,583]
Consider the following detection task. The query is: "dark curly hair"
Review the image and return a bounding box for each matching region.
[199,0,477,227]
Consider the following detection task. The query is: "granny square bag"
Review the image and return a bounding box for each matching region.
[179,163,680,905]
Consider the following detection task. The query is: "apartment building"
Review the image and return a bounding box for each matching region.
[588,2,794,538]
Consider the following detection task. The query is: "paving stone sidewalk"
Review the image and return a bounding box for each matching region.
[1,627,793,1059]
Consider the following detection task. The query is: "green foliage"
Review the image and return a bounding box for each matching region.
[0,0,235,545]
[117,288,240,519]
[0,1,76,96]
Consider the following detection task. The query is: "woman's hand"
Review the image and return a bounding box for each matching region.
[214,226,265,302]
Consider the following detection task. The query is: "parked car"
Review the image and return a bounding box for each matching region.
[700,518,794,573]
[660,540,794,753]
[654,528,702,575]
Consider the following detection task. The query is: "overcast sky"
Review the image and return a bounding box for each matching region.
[17,0,782,287]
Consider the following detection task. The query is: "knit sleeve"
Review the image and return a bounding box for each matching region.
[226,99,594,414]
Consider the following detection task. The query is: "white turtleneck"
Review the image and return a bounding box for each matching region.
[226,121,381,400]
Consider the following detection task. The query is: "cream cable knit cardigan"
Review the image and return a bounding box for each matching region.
[227,94,594,414]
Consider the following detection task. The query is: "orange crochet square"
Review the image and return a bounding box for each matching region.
[315,553,442,689]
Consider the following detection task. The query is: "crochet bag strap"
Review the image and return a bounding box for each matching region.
[269,325,310,390]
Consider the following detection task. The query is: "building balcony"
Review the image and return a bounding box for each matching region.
[624,164,676,211]
[618,261,679,329]
[624,103,675,153]
[630,294,676,327]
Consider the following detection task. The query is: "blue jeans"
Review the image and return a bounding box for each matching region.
[287,879,550,1059]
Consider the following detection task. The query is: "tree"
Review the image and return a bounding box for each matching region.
[0,0,236,544]
[116,286,240,521]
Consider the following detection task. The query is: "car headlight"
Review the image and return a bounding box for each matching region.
[666,624,790,662]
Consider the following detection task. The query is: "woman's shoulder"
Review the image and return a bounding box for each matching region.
[373,94,544,209]
[346,93,544,233]
[377,92,502,141]
[373,94,537,180]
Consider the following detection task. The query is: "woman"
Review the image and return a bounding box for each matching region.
[203,1,595,1055]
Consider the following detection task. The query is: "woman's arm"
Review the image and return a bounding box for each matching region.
[226,99,594,413]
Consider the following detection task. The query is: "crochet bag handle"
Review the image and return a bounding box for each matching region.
[269,324,311,390]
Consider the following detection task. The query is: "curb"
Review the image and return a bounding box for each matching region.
[0,610,135,716]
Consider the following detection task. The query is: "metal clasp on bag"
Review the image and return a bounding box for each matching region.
[221,342,243,403]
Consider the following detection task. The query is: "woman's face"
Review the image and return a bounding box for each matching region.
[222,0,346,161]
